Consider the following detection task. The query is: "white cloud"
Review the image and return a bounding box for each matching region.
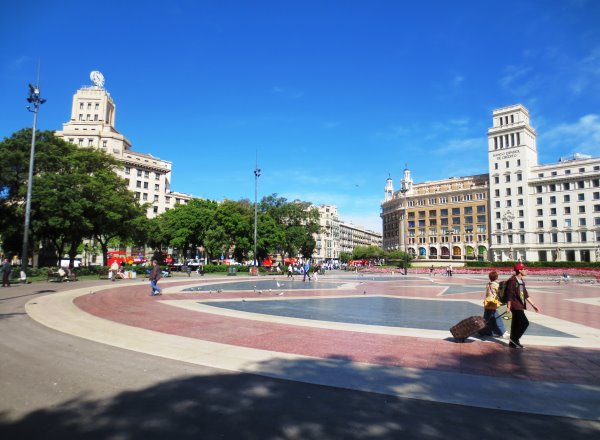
[7,55,31,71]
[540,114,600,155]
[569,46,600,96]
[432,137,483,155]
[271,85,304,99]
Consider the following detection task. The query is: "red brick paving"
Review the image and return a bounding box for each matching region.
[74,277,600,386]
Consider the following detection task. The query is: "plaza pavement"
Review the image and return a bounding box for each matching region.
[23,271,600,422]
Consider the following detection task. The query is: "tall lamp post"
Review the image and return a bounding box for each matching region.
[253,160,261,267]
[400,185,409,275]
[21,83,46,280]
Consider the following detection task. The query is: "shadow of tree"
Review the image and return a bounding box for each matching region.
[1,357,598,440]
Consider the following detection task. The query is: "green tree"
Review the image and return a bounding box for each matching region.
[0,129,147,266]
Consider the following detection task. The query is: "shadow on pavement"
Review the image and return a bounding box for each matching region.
[1,357,598,440]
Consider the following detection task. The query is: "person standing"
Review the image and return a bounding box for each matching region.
[429,265,434,276]
[482,271,509,339]
[149,260,162,296]
[1,258,12,287]
[506,263,540,349]
[287,264,294,279]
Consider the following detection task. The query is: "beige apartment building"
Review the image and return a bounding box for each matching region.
[55,72,191,218]
[381,167,490,261]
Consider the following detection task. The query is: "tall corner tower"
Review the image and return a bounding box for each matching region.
[487,104,537,262]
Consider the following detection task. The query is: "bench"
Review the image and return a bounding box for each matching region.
[47,269,63,282]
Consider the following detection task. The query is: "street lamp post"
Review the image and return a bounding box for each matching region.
[400,186,409,275]
[253,160,261,267]
[21,83,46,280]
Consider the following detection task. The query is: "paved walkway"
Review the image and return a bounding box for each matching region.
[23,272,600,421]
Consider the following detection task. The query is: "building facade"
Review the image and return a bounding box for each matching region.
[488,104,600,262]
[381,168,490,261]
[382,103,600,263]
[339,222,383,255]
[55,72,191,218]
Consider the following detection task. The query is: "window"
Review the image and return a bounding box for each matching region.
[536,197,542,205]
[506,200,512,207]
[577,181,585,189]
[549,184,556,192]
[505,175,511,183]
[477,215,486,223]
[79,114,83,121]
[136,181,141,188]
[565,219,572,228]
[537,221,544,228]
[517,187,523,195]
[165,197,171,204]
[550,208,556,215]
[78,139,83,146]
[579,206,586,214]
[137,169,142,177]
[578,193,585,201]
[552,233,558,243]
[155,173,160,181]
[506,188,512,196]
[143,182,148,189]
[564,195,570,202]
[538,233,544,244]
[440,209,448,216]
[579,218,586,226]
[517,173,522,181]
[565,207,571,214]
[477,205,486,213]
[537,209,543,216]
[495,201,500,208]
[518,199,524,206]
[566,232,572,242]
[94,115,98,121]
[495,212,501,219]
[154,195,159,202]
[79,102,84,110]
[494,163,498,170]
[494,176,500,184]
[144,171,149,178]
[452,208,460,215]
[153,206,158,214]
[519,221,524,228]
[125,167,131,175]
[495,189,500,197]
[595,217,600,226]
[95,103,99,110]
[536,186,542,193]
[88,139,93,147]
[142,193,148,201]
[102,140,107,148]
[506,161,510,168]
[452,217,461,225]
[595,192,600,200]
[155,184,159,191]
[581,232,587,242]
[565,169,571,175]
[550,196,556,204]
[518,210,524,217]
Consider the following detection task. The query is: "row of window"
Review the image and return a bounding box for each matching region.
[79,102,100,111]
[78,114,99,121]
[496,231,600,245]
[124,167,161,180]
[536,165,599,178]
[536,179,600,192]
[68,138,109,149]
[407,193,486,206]
[499,217,600,230]
[493,132,520,149]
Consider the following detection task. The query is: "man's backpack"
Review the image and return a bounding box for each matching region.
[497,280,508,304]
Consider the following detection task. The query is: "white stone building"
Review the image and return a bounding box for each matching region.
[312,205,340,262]
[55,72,191,218]
[488,104,600,262]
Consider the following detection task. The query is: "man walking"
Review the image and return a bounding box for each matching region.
[149,260,162,296]
[506,263,540,349]
[302,261,311,282]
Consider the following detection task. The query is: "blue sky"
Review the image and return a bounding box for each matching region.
[1,0,599,232]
